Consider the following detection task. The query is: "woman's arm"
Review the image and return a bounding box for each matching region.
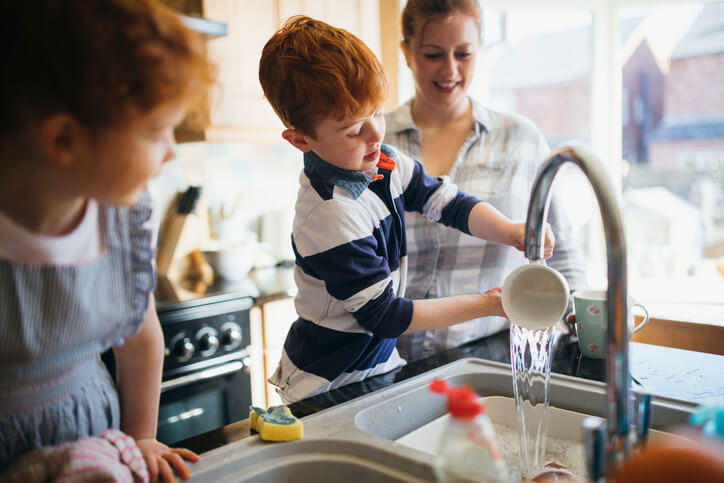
[113,295,198,482]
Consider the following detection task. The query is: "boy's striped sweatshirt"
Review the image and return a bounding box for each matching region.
[269,144,481,403]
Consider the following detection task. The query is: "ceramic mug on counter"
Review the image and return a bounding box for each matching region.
[202,233,259,281]
[572,289,650,359]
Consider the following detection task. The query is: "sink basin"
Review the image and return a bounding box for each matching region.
[395,396,683,478]
[186,358,698,481]
[396,396,591,477]
[185,439,434,482]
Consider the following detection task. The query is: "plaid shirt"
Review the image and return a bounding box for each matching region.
[384,98,587,361]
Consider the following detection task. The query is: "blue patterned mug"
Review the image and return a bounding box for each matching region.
[572,289,650,359]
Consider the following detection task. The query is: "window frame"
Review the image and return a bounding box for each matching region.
[474,0,719,189]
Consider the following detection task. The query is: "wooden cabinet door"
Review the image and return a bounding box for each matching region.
[176,1,389,141]
[278,0,381,57]
[260,297,297,406]
[197,0,383,141]
[203,0,284,141]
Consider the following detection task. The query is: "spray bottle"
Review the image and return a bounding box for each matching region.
[429,378,511,483]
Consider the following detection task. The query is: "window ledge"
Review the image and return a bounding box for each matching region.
[645,302,724,327]
[631,304,724,355]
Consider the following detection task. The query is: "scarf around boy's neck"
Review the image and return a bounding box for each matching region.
[303,146,396,199]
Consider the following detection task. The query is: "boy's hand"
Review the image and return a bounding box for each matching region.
[510,222,555,258]
[135,438,199,482]
[482,287,505,318]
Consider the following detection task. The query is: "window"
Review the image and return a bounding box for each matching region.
[619,2,724,322]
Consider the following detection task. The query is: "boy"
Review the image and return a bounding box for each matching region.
[258,16,553,403]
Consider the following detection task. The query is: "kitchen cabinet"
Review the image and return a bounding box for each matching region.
[195,0,280,143]
[259,297,297,406]
[176,0,385,143]
[277,0,381,55]
[247,297,297,408]
[248,306,266,406]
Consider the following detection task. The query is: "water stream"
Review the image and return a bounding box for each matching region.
[510,321,555,479]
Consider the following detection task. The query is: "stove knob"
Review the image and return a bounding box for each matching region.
[220,322,242,351]
[173,336,195,363]
[196,327,219,357]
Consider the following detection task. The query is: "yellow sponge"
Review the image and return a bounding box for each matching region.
[249,405,303,441]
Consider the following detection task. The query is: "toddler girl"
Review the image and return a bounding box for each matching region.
[0,1,214,481]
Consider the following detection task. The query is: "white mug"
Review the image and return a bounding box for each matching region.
[502,261,570,330]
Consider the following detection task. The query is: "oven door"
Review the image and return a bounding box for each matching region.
[157,355,251,446]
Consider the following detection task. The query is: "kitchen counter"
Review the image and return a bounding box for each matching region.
[155,263,296,310]
[155,266,723,455]
[176,329,724,455]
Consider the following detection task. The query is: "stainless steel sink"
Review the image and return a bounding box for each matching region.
[353,359,696,440]
[186,358,698,481]
[185,439,434,482]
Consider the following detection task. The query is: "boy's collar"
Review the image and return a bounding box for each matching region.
[303,145,397,199]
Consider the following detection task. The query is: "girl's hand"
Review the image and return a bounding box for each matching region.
[135,438,199,482]
[510,222,555,258]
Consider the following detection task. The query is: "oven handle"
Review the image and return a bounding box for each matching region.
[161,359,248,393]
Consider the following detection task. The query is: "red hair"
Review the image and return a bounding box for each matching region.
[0,0,215,135]
[259,15,388,138]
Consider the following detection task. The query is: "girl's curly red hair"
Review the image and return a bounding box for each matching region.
[1,0,215,135]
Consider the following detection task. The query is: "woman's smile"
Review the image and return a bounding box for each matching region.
[433,80,462,93]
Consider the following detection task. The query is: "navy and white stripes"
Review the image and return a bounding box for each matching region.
[269,145,480,403]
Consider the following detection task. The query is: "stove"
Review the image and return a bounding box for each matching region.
[156,290,256,445]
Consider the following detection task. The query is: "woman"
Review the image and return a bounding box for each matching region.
[385,0,587,362]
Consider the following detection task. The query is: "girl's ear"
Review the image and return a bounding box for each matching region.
[281,128,313,152]
[38,114,85,167]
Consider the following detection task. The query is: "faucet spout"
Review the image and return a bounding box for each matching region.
[524,145,631,474]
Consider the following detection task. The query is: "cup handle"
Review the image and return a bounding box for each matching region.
[631,302,650,334]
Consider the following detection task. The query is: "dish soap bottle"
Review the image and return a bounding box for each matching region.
[429,378,511,483]
[690,403,724,443]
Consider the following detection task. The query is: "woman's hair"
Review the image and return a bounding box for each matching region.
[401,0,483,46]
[259,15,388,138]
[0,0,215,135]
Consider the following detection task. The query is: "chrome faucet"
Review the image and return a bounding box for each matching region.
[523,144,641,478]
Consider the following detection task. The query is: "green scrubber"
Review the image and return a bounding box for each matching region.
[249,405,303,441]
